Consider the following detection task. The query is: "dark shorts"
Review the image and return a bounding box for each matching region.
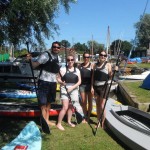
[94,84,109,99]
[37,80,56,105]
[79,84,91,92]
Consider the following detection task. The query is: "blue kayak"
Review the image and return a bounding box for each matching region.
[0,89,36,99]
[1,121,42,150]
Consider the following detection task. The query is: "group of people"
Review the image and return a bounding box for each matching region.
[28,41,115,131]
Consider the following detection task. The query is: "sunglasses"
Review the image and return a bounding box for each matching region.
[52,46,61,49]
[67,59,74,62]
[100,54,107,57]
[83,56,90,58]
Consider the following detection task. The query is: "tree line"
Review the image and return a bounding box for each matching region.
[0,1,150,56]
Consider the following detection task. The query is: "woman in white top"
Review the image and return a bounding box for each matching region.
[56,54,82,131]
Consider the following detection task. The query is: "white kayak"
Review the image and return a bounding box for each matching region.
[106,98,150,150]
[1,121,42,150]
[119,71,150,80]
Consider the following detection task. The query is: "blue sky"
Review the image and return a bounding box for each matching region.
[46,0,150,48]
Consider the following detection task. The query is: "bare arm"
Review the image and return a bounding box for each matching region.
[26,54,40,69]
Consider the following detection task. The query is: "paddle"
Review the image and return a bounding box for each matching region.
[26,42,50,134]
[94,49,121,136]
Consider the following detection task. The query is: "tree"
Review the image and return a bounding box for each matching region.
[0,0,77,48]
[87,40,104,55]
[110,39,132,55]
[73,42,88,53]
[135,14,150,49]
[60,40,71,48]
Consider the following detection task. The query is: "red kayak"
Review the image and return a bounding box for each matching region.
[0,103,62,117]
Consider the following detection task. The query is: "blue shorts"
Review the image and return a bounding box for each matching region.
[79,84,91,93]
[37,80,56,105]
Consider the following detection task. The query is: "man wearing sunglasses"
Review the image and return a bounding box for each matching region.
[27,41,61,127]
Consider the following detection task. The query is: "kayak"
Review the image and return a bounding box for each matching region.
[119,71,150,80]
[0,103,62,117]
[1,121,42,150]
[105,98,150,150]
[0,89,36,99]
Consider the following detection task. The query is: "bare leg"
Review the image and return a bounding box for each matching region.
[41,105,47,120]
[80,92,87,123]
[67,103,75,127]
[45,103,55,126]
[87,92,92,123]
[100,98,106,129]
[57,100,69,130]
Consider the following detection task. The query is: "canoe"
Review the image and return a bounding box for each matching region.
[16,83,35,91]
[105,98,150,150]
[119,71,150,80]
[0,103,62,117]
[1,121,41,150]
[0,89,36,99]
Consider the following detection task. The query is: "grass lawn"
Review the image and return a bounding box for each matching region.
[0,116,126,150]
[120,81,150,103]
[119,62,150,69]
[0,94,127,150]
[126,63,150,69]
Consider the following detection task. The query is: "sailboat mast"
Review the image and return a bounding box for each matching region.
[91,34,94,61]
[106,26,110,56]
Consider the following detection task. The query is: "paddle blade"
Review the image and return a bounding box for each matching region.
[40,115,50,134]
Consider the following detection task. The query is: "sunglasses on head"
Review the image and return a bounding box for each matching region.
[67,59,74,62]
[83,56,90,58]
[52,46,61,49]
[100,54,107,57]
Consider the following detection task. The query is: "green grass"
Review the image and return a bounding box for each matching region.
[0,116,125,150]
[0,92,126,150]
[121,81,150,103]
[120,62,150,69]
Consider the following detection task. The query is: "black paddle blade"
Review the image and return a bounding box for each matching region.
[75,111,83,124]
[40,115,50,134]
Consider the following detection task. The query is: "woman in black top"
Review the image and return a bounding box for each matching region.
[79,52,94,123]
[91,50,112,129]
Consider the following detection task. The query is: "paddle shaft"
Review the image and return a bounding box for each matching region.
[26,42,50,134]
[26,42,38,95]
[94,50,121,136]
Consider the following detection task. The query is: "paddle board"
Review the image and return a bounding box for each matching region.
[1,121,42,150]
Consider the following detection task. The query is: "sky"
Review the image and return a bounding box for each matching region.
[45,0,150,48]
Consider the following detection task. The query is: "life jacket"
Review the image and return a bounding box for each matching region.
[61,67,78,83]
[39,51,60,77]
[79,63,92,84]
[94,61,109,81]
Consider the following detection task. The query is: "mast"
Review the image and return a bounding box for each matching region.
[106,26,110,56]
[91,34,94,61]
